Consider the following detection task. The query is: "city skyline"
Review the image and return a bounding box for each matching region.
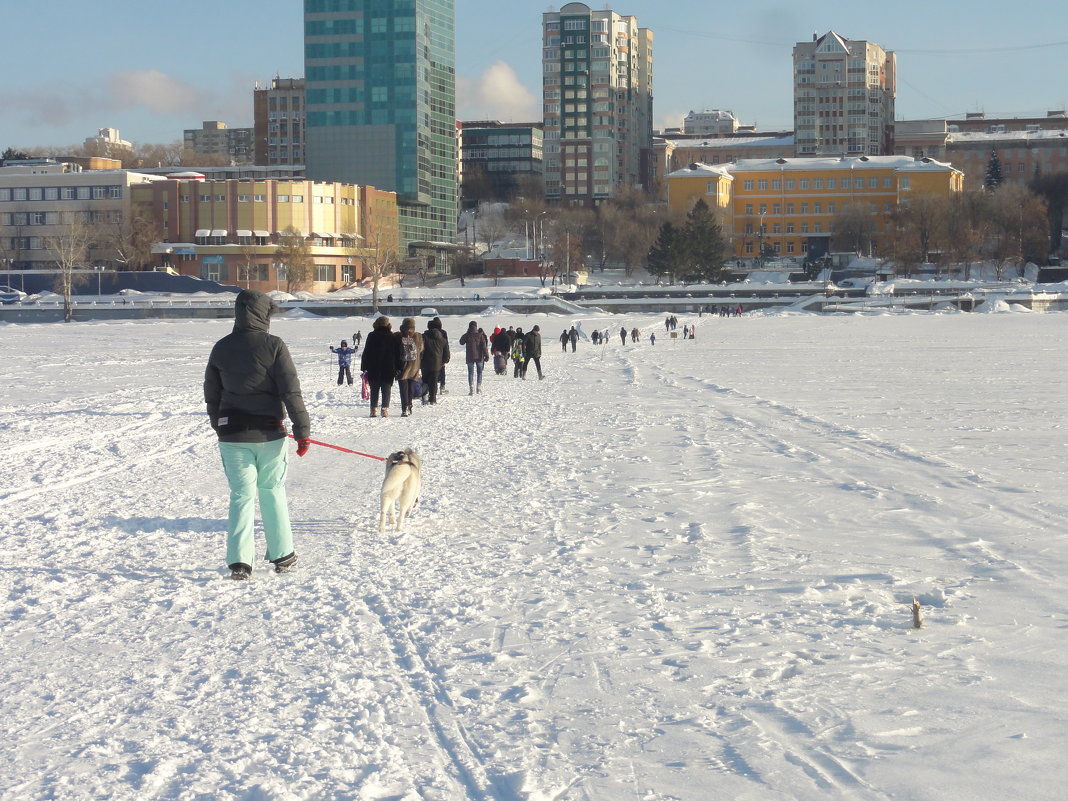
[2,0,1066,151]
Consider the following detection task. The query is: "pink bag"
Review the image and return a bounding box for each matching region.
[360,371,370,400]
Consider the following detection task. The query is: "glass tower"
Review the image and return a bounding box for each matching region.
[304,0,457,247]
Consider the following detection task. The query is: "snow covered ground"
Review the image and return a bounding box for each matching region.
[1,307,1066,801]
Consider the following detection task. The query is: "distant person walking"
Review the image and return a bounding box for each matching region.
[568,325,579,352]
[560,330,569,352]
[620,327,627,345]
[204,289,309,580]
[459,320,489,394]
[523,325,544,380]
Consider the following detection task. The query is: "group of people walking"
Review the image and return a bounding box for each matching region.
[358,315,452,417]
[490,325,544,380]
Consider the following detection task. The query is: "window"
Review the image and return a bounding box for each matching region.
[743,179,754,191]
[199,194,211,202]
[215,194,226,202]
[772,180,781,190]
[277,194,289,203]
[744,204,753,215]
[254,194,266,202]
[315,264,334,282]
[813,178,823,189]
[814,223,822,233]
[292,195,303,203]
[826,178,836,189]
[800,179,809,189]
[868,177,878,188]
[828,202,836,214]
[814,203,822,213]
[758,179,768,190]
[238,194,250,203]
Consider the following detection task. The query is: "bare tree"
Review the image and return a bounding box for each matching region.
[100,213,161,272]
[944,191,989,279]
[475,205,511,261]
[985,184,1048,279]
[359,215,399,312]
[831,203,877,256]
[274,226,313,294]
[44,210,94,322]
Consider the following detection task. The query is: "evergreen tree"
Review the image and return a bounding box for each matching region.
[646,221,686,284]
[2,147,29,162]
[984,148,1004,192]
[682,198,728,282]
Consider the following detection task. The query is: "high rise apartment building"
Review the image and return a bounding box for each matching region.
[303,0,457,250]
[183,121,254,165]
[793,31,895,157]
[541,2,653,205]
[253,77,305,166]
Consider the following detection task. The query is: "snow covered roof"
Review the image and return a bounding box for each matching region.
[665,134,795,149]
[665,162,734,180]
[947,129,1068,143]
[728,155,958,173]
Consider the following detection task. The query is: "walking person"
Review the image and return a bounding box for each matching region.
[568,325,579,352]
[491,326,511,375]
[460,320,490,394]
[352,331,362,350]
[511,327,526,378]
[560,330,569,352]
[204,289,309,581]
[421,316,450,405]
[329,339,356,385]
[395,317,423,417]
[360,316,402,417]
[619,326,627,345]
[523,325,544,380]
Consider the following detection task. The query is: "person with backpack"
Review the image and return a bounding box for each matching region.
[490,326,511,375]
[329,339,356,385]
[204,289,309,580]
[395,317,423,417]
[360,316,401,417]
[511,327,526,378]
[420,317,450,405]
[459,320,489,395]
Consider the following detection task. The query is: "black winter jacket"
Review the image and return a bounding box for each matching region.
[421,327,451,372]
[204,289,310,442]
[361,326,402,383]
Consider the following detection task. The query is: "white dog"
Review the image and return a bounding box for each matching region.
[379,448,422,533]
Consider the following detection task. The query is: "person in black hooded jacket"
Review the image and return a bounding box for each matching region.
[205,289,310,580]
[360,315,402,417]
[420,316,450,405]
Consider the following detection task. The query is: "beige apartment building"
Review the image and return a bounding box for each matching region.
[0,160,162,269]
[793,31,896,157]
[542,2,653,205]
[130,174,398,293]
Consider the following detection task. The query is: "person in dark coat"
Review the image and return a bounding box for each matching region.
[459,320,489,394]
[560,330,569,352]
[360,316,401,417]
[420,317,450,405]
[523,325,544,380]
[620,326,627,345]
[204,289,310,580]
[490,326,511,374]
[511,327,525,378]
[568,325,579,352]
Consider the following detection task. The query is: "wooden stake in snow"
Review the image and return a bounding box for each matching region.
[911,598,924,629]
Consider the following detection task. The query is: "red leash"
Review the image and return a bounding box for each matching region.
[287,434,386,461]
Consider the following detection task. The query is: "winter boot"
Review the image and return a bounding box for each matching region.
[370,406,378,417]
[469,385,474,395]
[271,552,298,574]
[229,563,252,581]
[381,407,389,418]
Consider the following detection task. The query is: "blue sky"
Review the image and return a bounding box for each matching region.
[3,0,1066,150]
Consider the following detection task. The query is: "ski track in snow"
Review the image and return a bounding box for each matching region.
[1,312,1066,801]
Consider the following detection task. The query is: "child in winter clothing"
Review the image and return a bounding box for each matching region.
[329,340,356,385]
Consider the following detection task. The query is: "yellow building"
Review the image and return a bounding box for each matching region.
[131,175,398,293]
[667,155,963,260]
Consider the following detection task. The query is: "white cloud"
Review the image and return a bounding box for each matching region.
[457,61,538,122]
[107,70,204,115]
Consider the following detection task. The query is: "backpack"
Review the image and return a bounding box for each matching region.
[402,336,417,362]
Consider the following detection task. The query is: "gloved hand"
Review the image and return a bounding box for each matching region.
[296,438,311,457]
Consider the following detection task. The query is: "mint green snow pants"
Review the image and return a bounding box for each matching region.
[218,438,294,567]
